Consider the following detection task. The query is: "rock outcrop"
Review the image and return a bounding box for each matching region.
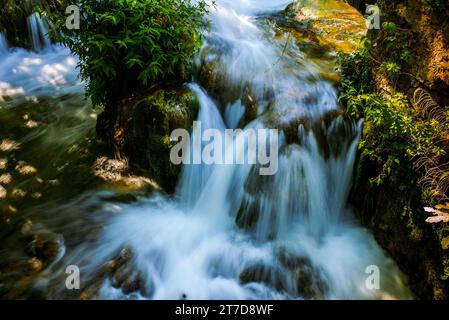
[96,86,198,192]
[348,0,449,299]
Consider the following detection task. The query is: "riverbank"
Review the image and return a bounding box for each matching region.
[341,0,449,299]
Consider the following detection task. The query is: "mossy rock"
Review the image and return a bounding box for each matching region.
[96,86,198,193]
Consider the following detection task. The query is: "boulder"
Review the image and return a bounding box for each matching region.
[96,86,198,193]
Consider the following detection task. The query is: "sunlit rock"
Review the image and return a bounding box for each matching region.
[0,139,20,152]
[0,158,7,169]
[26,257,44,274]
[0,184,7,199]
[92,156,161,191]
[284,0,367,54]
[15,161,37,175]
[0,173,12,184]
[12,188,27,198]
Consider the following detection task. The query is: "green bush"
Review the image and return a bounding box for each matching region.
[46,0,211,106]
[338,49,446,187]
[420,0,447,12]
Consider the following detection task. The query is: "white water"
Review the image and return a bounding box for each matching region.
[28,13,52,52]
[0,1,413,299]
[199,1,337,122]
[0,14,82,105]
[64,0,411,299]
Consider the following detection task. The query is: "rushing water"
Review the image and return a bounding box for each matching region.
[0,1,413,299]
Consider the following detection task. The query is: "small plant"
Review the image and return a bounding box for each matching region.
[338,48,446,188]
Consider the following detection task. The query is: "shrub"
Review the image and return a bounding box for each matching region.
[46,0,211,106]
[338,49,446,188]
[420,0,447,12]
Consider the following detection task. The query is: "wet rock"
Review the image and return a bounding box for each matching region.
[235,198,260,230]
[111,261,134,289]
[79,284,100,300]
[0,158,8,169]
[197,55,260,126]
[239,86,259,126]
[119,247,133,262]
[15,161,37,176]
[26,257,43,274]
[120,272,142,295]
[92,156,161,191]
[277,248,328,299]
[0,173,12,184]
[0,139,20,152]
[0,185,6,199]
[96,86,198,193]
[240,259,328,299]
[239,264,287,293]
[25,233,64,263]
[20,218,33,235]
[80,247,154,299]
[283,0,367,54]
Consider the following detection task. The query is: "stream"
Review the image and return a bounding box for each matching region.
[0,0,413,299]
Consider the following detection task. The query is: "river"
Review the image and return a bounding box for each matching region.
[0,0,412,299]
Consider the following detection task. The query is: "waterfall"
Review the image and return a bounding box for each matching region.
[176,83,227,208]
[0,16,81,104]
[27,12,52,51]
[0,33,9,56]
[44,0,412,300]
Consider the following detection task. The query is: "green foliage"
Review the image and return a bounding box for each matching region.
[420,0,447,12]
[339,16,449,289]
[339,50,446,187]
[46,0,211,105]
[378,22,415,77]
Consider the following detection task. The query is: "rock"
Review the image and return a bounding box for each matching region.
[26,233,64,264]
[110,261,134,289]
[0,139,20,152]
[239,255,328,299]
[26,257,43,274]
[283,0,367,54]
[96,86,198,193]
[0,158,7,169]
[197,54,260,126]
[239,264,286,292]
[277,248,328,299]
[0,173,12,184]
[0,185,6,199]
[239,258,327,299]
[120,272,141,295]
[92,156,161,190]
[119,247,133,262]
[15,161,37,176]
[84,247,154,298]
[350,149,449,299]
[20,219,33,235]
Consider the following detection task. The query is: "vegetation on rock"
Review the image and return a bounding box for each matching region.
[46,0,211,106]
[339,0,449,297]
